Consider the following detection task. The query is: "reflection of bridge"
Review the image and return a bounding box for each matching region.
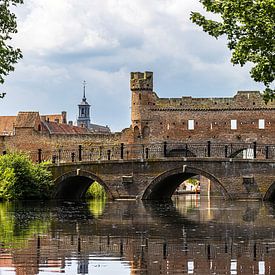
[47,142,275,201]
[3,200,275,275]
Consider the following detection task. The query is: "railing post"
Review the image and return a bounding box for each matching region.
[107,149,111,160]
[99,146,102,160]
[71,152,75,162]
[78,145,82,161]
[164,141,167,157]
[207,141,211,157]
[58,149,61,163]
[142,144,145,159]
[185,143,188,157]
[38,149,42,163]
[265,145,269,159]
[145,148,149,159]
[225,145,228,158]
[120,143,124,159]
[253,141,257,159]
[52,155,56,164]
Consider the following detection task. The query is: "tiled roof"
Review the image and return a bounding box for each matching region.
[90,124,111,133]
[15,112,40,128]
[0,116,16,135]
[43,121,90,134]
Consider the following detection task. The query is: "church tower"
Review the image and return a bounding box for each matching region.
[77,81,91,128]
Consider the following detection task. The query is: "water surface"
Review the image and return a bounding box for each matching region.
[0,195,275,274]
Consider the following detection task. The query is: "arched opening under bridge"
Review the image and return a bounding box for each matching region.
[142,166,230,200]
[263,181,275,201]
[54,170,112,200]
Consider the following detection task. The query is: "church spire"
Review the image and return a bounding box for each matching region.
[83,80,87,101]
[77,80,91,128]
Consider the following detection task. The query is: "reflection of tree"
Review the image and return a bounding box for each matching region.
[0,201,50,247]
[88,199,106,218]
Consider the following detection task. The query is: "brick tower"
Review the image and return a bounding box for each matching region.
[130,71,156,141]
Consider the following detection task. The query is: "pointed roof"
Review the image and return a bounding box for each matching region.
[15,112,40,128]
[79,80,90,106]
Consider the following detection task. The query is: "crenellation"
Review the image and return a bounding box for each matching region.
[130,71,153,91]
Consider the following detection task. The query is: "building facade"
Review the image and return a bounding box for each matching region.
[0,71,274,158]
[130,72,275,144]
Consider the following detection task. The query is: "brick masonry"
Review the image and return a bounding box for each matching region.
[130,72,275,144]
[1,71,274,155]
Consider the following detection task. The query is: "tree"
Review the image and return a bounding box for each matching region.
[0,0,23,98]
[190,0,274,102]
[0,153,53,200]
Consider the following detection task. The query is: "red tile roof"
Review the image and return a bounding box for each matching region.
[0,116,16,135]
[42,121,90,134]
[15,112,40,128]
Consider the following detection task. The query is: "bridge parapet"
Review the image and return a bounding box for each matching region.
[19,141,275,164]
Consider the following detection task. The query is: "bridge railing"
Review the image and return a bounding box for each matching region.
[7,141,275,163]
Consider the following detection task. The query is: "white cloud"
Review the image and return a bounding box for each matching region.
[1,0,263,131]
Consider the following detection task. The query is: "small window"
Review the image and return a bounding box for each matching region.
[231,119,237,130]
[259,119,265,129]
[188,120,194,130]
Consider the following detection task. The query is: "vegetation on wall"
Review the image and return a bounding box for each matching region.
[0,153,53,200]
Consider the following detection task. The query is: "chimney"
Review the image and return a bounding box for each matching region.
[68,121,73,126]
[62,111,67,124]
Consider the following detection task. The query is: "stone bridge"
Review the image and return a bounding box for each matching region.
[49,157,275,201]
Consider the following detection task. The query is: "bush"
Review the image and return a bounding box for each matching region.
[85,181,106,199]
[0,153,53,200]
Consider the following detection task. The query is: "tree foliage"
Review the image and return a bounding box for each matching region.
[0,153,53,200]
[191,0,275,102]
[85,181,106,199]
[0,0,23,97]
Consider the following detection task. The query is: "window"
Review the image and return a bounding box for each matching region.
[231,119,237,130]
[188,120,194,130]
[258,119,265,129]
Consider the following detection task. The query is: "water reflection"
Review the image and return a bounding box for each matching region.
[1,196,275,274]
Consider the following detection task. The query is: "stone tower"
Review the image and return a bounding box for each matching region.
[130,71,156,141]
[77,82,91,128]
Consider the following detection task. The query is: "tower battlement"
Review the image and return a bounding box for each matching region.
[130,71,153,91]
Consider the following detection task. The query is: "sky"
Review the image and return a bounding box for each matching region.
[1,0,264,132]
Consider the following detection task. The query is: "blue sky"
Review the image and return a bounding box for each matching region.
[1,0,264,131]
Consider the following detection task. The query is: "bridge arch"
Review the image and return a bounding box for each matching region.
[53,170,113,200]
[142,166,230,200]
[263,181,275,201]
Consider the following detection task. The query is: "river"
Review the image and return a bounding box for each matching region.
[0,195,275,274]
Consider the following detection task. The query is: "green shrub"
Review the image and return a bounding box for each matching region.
[0,153,53,200]
[85,181,106,199]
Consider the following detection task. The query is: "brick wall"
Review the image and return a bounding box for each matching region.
[130,72,275,144]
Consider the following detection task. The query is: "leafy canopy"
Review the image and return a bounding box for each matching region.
[0,0,23,97]
[191,0,275,102]
[0,153,53,200]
